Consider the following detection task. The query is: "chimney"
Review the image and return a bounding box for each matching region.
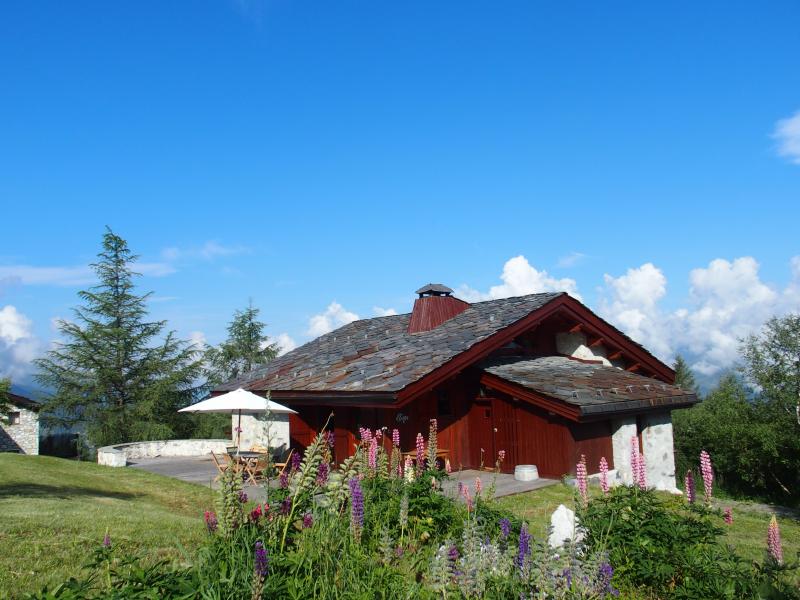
[407,283,469,333]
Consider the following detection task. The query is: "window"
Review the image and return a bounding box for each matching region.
[8,412,21,425]
[437,391,452,417]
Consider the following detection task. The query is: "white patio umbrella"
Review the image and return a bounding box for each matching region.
[179,388,296,450]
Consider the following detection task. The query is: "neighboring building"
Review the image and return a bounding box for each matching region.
[215,285,698,490]
[1,392,40,455]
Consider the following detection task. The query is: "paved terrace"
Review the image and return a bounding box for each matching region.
[130,456,556,503]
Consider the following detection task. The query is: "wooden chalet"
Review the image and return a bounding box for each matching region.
[216,285,698,488]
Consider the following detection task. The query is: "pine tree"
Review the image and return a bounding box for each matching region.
[35,228,203,446]
[0,377,10,420]
[673,354,698,393]
[204,302,279,385]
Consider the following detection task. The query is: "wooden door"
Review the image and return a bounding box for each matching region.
[491,397,518,473]
[467,399,495,468]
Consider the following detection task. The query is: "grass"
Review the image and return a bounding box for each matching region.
[2,456,797,597]
[497,482,800,564]
[0,454,214,597]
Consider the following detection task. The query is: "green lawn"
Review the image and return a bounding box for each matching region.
[497,482,800,564]
[0,454,214,597]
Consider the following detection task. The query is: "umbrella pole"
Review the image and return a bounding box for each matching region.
[237,409,242,452]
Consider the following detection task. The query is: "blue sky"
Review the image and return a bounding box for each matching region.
[1,1,799,387]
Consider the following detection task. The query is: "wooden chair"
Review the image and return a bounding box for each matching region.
[210,451,232,482]
[273,448,294,478]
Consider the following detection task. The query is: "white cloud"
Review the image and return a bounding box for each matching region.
[373,306,398,317]
[557,252,587,268]
[272,333,297,356]
[307,302,360,337]
[0,261,174,286]
[188,330,208,350]
[773,110,800,165]
[0,305,41,381]
[458,255,581,302]
[599,257,800,377]
[161,241,248,262]
[599,263,673,360]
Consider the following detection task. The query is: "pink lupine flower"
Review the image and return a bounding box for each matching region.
[685,469,695,504]
[630,436,640,486]
[599,457,609,494]
[445,459,452,474]
[475,477,483,495]
[359,427,372,443]
[461,484,473,512]
[576,454,588,506]
[368,437,378,471]
[723,508,733,525]
[392,428,400,448]
[700,450,713,504]
[767,515,783,564]
[415,433,425,473]
[637,454,647,490]
[497,450,506,463]
[427,419,438,467]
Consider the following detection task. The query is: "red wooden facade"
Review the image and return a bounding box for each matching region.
[288,366,614,477]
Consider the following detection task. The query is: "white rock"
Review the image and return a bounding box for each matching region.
[548,504,584,548]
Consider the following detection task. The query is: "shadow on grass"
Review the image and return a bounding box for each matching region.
[0,483,142,501]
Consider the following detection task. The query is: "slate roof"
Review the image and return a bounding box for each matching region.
[482,356,697,416]
[6,392,41,412]
[217,292,564,394]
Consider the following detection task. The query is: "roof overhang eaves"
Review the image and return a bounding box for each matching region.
[263,390,398,408]
[578,394,699,419]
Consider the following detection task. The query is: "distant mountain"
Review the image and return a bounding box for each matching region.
[9,383,46,401]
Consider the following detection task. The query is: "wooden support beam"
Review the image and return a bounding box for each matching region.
[626,363,641,372]
[588,336,604,348]
[568,323,583,334]
[607,350,624,360]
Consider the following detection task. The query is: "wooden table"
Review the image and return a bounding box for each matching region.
[228,450,265,485]
[401,448,450,466]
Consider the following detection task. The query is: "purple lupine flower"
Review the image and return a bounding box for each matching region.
[359,427,372,443]
[349,478,365,541]
[102,533,111,548]
[291,451,302,472]
[316,461,329,486]
[562,567,572,587]
[238,490,248,503]
[254,541,268,578]
[392,428,400,448]
[700,450,713,504]
[204,510,218,533]
[685,469,696,504]
[447,545,460,576]
[325,431,335,448]
[599,457,609,495]
[499,518,511,539]
[280,497,292,516]
[576,454,588,506]
[279,469,289,489]
[767,515,783,564]
[630,436,642,487]
[598,562,619,597]
[475,477,483,495]
[516,523,531,571]
[724,507,733,525]
[302,512,314,529]
[415,433,425,473]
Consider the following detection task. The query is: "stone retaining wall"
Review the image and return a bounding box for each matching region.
[97,438,232,467]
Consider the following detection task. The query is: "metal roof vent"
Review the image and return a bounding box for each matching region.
[408,283,468,333]
[415,283,454,298]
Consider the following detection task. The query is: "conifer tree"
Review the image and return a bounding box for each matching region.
[673,354,699,393]
[204,302,279,385]
[35,228,203,446]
